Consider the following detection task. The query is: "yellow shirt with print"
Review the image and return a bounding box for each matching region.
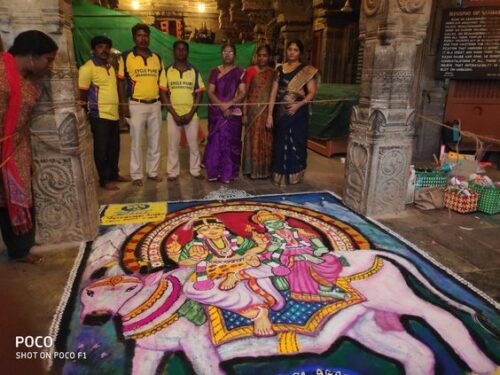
[78,57,119,121]
[166,65,205,117]
[117,49,167,100]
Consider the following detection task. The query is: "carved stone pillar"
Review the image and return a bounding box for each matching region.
[343,0,432,216]
[230,0,254,42]
[273,0,313,62]
[242,0,275,43]
[1,0,99,243]
[312,0,360,83]
[217,0,235,41]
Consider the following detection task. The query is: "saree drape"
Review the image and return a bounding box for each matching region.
[272,64,317,186]
[203,66,245,183]
[242,66,274,179]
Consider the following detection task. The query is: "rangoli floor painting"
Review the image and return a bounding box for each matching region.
[51,192,499,375]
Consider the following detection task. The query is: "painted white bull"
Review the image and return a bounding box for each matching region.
[80,250,498,375]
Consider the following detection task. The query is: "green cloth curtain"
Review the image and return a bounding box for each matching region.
[309,83,360,140]
[72,0,256,118]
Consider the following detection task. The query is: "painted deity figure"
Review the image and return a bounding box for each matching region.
[172,217,284,336]
[251,210,349,301]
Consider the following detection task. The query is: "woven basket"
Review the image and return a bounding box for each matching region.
[470,183,500,215]
[415,170,449,191]
[444,190,479,214]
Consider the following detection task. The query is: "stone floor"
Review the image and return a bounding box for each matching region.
[0,124,499,372]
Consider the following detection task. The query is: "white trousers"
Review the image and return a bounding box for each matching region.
[128,101,162,180]
[167,114,201,177]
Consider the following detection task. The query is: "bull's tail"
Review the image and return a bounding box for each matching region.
[367,250,499,337]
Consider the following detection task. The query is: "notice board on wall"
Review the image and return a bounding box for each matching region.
[463,0,500,7]
[436,7,500,80]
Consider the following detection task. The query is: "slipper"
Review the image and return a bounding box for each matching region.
[15,254,43,264]
[132,179,143,186]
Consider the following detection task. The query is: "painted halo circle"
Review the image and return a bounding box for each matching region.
[121,201,371,273]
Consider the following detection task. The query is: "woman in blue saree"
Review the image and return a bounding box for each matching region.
[203,44,246,183]
[267,39,318,186]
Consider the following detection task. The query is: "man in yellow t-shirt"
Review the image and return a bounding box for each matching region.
[165,41,204,181]
[79,35,129,191]
[117,23,167,186]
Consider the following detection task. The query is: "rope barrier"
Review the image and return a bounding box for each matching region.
[36,97,357,108]
[416,114,500,146]
[2,100,499,160]
[33,101,500,146]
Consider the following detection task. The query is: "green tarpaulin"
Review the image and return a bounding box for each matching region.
[72,0,256,118]
[72,1,359,137]
[309,83,360,140]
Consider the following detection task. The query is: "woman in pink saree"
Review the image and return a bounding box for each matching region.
[203,44,246,183]
[252,210,349,302]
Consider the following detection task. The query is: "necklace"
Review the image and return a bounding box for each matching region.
[206,237,233,258]
[283,62,300,74]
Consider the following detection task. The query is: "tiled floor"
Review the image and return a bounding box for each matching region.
[0,124,498,371]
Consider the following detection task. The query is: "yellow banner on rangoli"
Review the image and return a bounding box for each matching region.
[101,202,168,225]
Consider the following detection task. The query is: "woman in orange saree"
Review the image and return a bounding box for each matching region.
[242,45,275,179]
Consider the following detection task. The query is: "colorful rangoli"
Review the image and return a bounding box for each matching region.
[52,192,499,375]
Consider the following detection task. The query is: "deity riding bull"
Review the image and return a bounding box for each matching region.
[79,249,498,375]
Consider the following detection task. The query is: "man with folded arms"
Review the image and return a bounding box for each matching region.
[165,41,204,181]
[118,23,167,186]
[79,35,130,191]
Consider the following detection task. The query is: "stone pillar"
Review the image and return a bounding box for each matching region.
[343,0,432,216]
[1,0,99,243]
[217,0,235,41]
[242,0,275,44]
[312,0,360,83]
[273,0,313,62]
[228,0,253,42]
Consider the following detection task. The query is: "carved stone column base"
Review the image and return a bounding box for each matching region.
[343,131,413,216]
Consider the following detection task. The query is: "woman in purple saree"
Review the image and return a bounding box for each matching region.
[203,44,246,183]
